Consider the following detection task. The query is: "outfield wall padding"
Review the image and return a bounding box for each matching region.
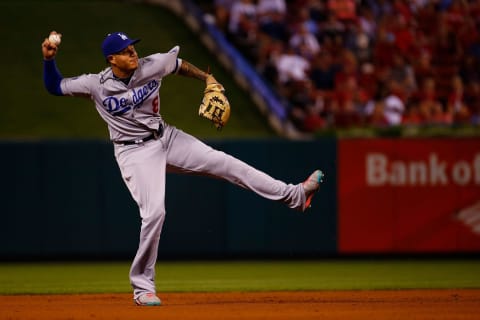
[0,139,337,258]
[3,138,478,259]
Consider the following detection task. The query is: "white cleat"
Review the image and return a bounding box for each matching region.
[134,292,162,306]
[302,170,324,211]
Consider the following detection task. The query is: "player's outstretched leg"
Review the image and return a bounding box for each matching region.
[165,126,325,211]
[302,169,324,211]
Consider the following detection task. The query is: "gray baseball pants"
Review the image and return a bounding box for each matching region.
[114,123,306,299]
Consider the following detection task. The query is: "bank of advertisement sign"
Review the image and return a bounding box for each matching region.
[338,139,480,253]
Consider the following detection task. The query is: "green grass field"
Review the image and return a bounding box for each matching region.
[0,259,479,295]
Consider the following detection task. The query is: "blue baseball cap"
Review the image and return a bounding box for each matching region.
[101,32,140,58]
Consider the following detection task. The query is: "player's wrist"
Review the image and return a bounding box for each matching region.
[206,74,218,85]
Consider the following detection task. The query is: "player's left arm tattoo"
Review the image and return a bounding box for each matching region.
[178,60,209,81]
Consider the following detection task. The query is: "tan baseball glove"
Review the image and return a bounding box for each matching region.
[199,82,231,130]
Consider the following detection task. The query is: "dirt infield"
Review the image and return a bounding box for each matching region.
[1,290,479,320]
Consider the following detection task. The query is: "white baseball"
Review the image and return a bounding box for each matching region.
[48,34,61,46]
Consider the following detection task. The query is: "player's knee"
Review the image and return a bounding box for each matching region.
[140,206,166,222]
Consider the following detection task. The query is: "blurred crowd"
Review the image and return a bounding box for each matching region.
[209,0,480,132]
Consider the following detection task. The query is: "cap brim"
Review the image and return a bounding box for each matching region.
[111,39,141,56]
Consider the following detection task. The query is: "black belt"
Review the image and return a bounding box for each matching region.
[113,124,163,146]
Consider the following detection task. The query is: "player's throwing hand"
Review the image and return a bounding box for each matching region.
[42,31,61,60]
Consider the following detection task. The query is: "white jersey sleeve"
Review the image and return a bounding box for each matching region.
[137,46,182,80]
[60,74,97,98]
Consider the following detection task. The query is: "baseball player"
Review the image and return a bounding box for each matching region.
[41,31,324,306]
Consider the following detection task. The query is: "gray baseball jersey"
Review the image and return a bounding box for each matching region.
[58,45,306,300]
[61,46,181,142]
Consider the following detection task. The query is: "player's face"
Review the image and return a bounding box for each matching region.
[109,45,139,77]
